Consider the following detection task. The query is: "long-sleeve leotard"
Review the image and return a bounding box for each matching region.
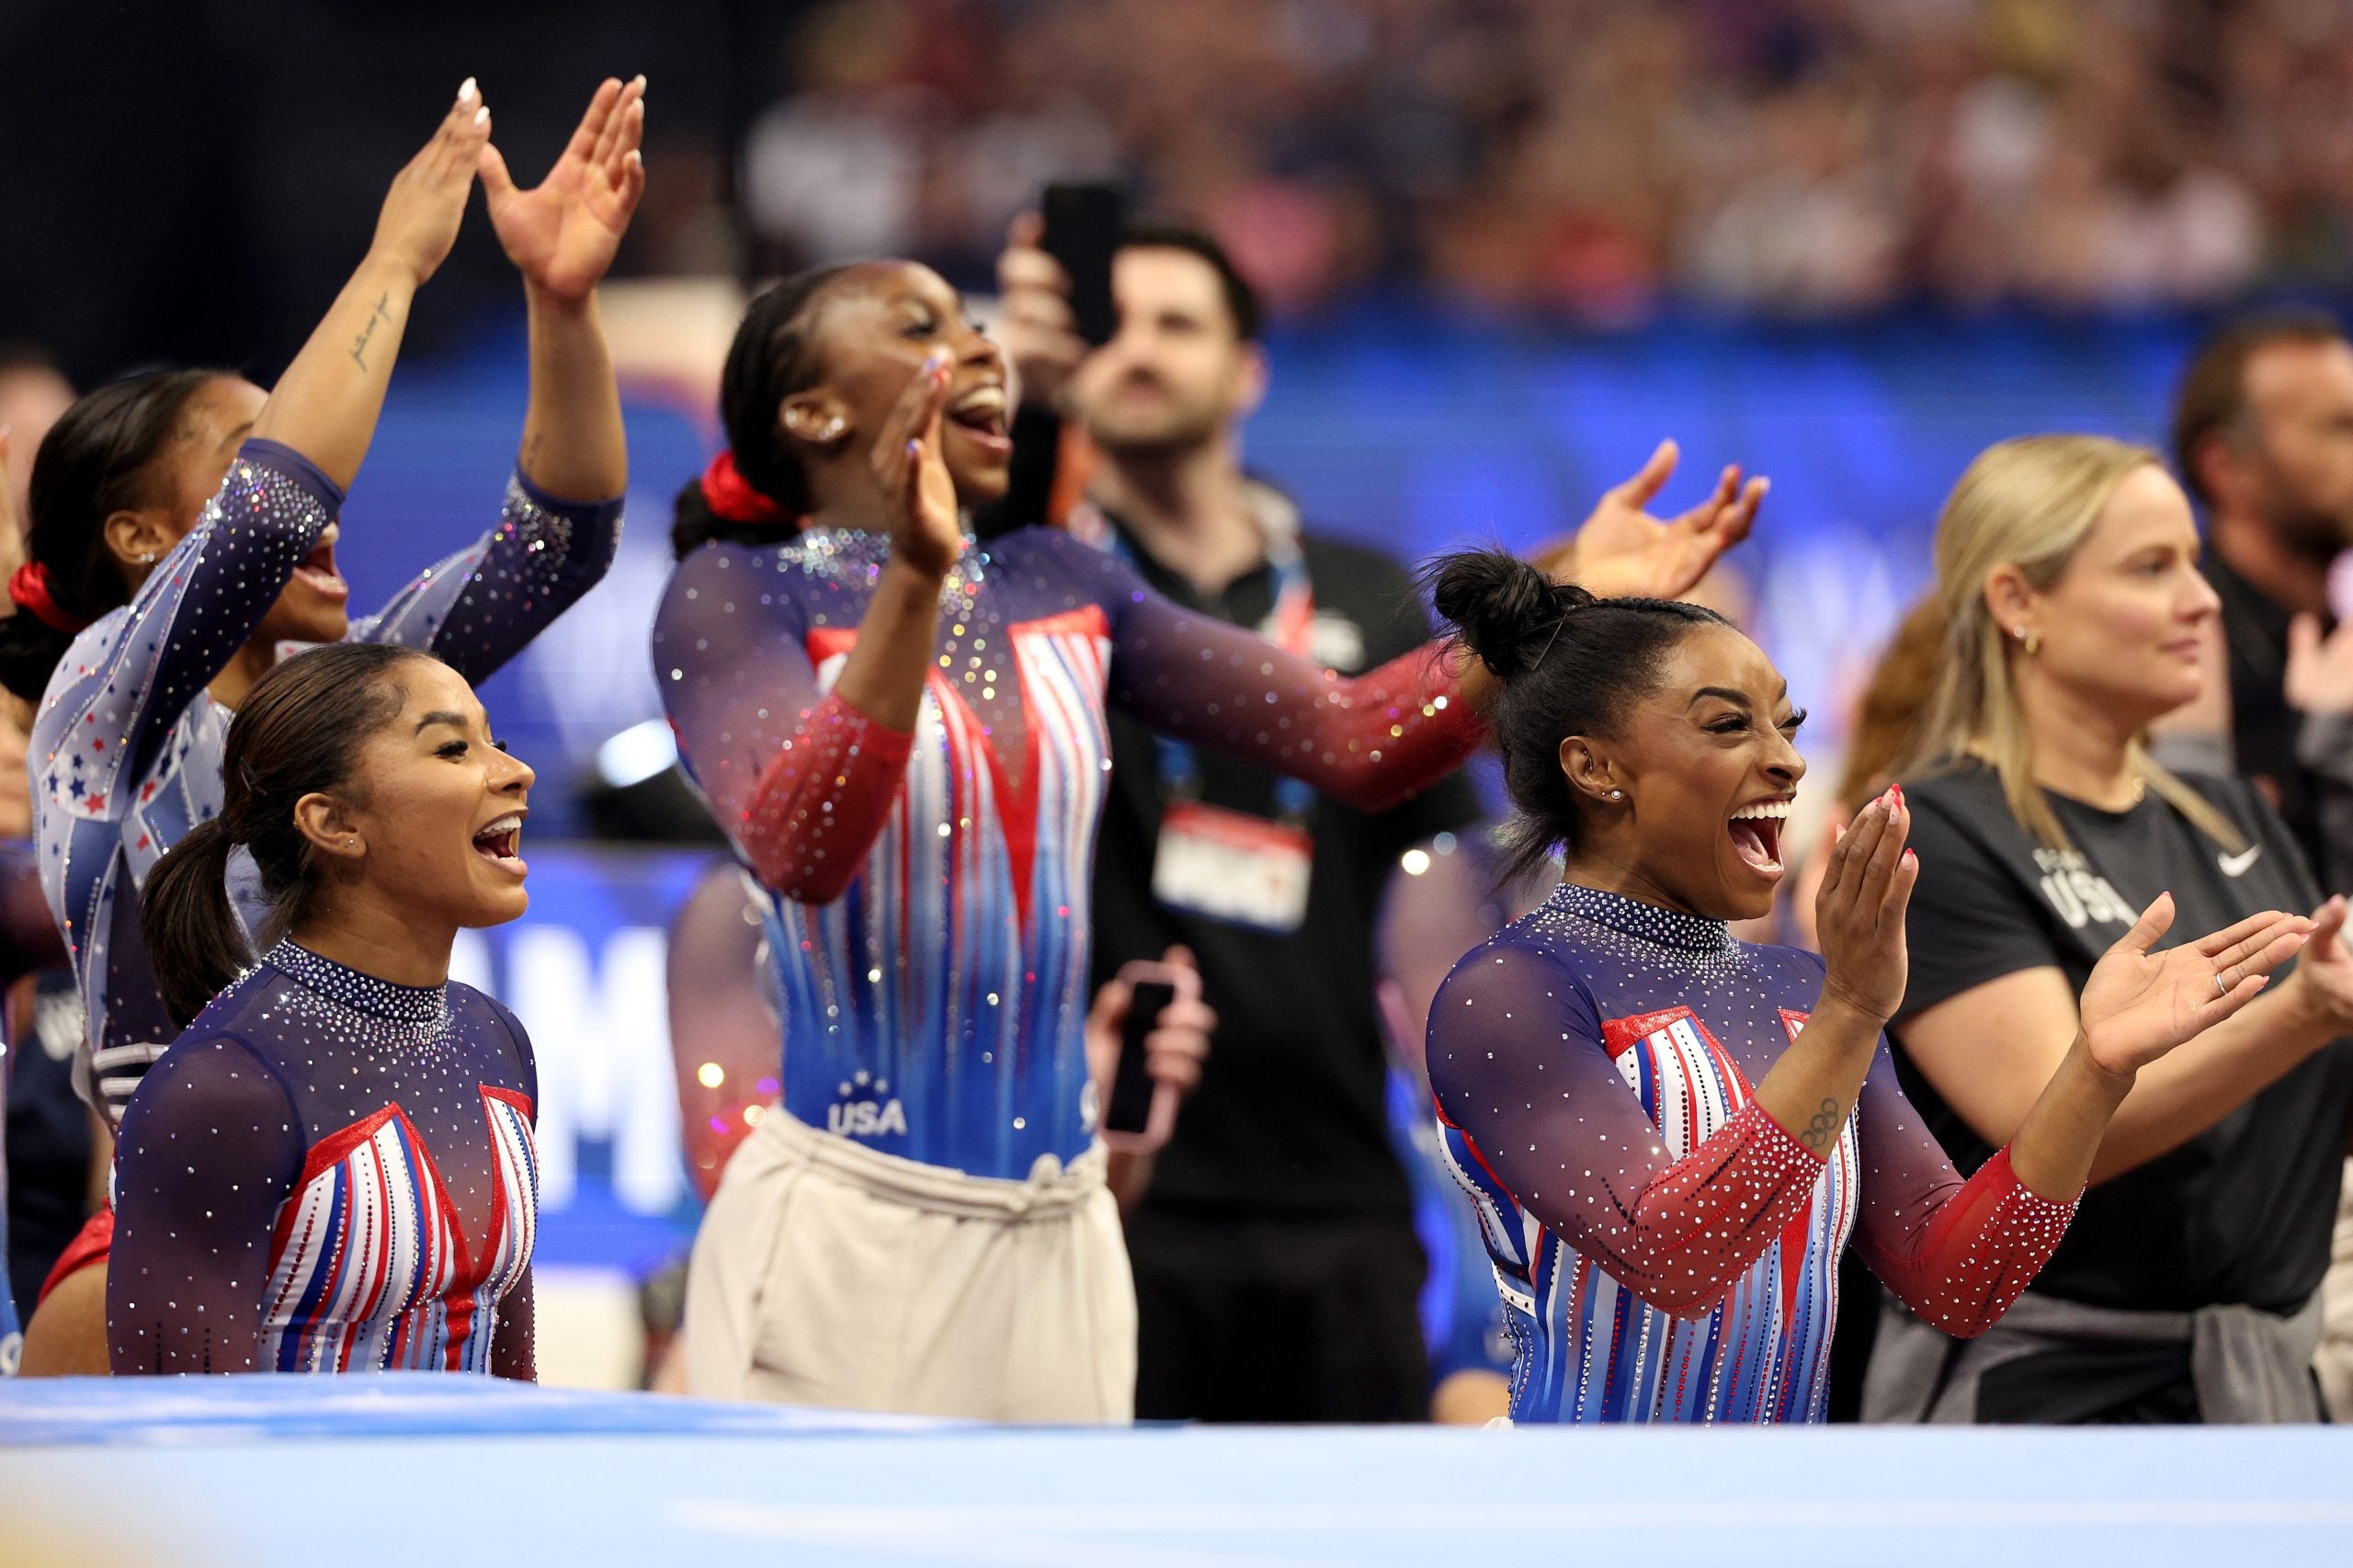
[31,438,620,1126]
[654,524,1481,1178]
[1430,883,2075,1423]
[108,941,538,1377]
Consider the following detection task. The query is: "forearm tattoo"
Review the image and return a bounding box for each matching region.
[1800,1096,1843,1153]
[350,292,395,372]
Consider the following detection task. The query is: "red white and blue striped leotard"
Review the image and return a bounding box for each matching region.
[654,524,1482,1181]
[1431,883,2077,1423]
[108,941,539,1376]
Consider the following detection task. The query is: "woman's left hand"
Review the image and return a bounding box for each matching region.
[1552,438,1768,601]
[482,76,647,303]
[2078,894,2313,1076]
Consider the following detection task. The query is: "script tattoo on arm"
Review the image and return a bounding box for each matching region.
[1800,1096,1843,1153]
[349,293,396,372]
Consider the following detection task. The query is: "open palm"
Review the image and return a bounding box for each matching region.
[481,76,646,303]
[2078,894,2312,1075]
[1557,438,1768,601]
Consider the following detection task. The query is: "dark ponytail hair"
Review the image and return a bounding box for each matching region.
[140,642,433,1027]
[1427,550,1730,884]
[671,265,853,560]
[0,369,231,703]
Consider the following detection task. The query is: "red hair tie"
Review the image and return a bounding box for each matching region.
[699,449,791,526]
[8,561,88,636]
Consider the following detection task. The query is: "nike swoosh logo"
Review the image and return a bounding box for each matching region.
[2219,845,2263,878]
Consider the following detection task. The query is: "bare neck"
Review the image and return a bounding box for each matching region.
[1091,436,1263,594]
[208,633,279,713]
[1560,837,1708,920]
[2013,661,2141,810]
[292,889,459,989]
[2209,504,2332,618]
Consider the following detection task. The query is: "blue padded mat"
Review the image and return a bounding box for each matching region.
[3,1377,2350,1566]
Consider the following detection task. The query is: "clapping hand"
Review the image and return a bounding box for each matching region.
[1812,785,1919,1024]
[1538,439,1768,601]
[481,76,647,304]
[369,80,495,287]
[2286,613,2353,715]
[2077,894,2313,1076]
[872,350,962,578]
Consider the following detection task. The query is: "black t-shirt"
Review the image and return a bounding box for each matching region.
[1090,518,1484,1220]
[1893,758,2353,1314]
[2206,550,2332,881]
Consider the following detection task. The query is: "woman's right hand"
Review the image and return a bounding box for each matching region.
[2076,894,2313,1076]
[368,80,494,287]
[870,349,961,579]
[1812,785,1918,1024]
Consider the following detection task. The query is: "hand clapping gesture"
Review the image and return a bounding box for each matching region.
[369,80,496,288]
[872,350,962,578]
[1811,784,1920,1024]
[2285,612,2353,715]
[2075,893,2313,1076]
[481,75,648,303]
[1539,438,1768,603]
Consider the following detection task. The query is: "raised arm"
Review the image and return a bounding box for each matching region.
[107,1035,301,1373]
[40,92,483,794]
[250,83,487,485]
[1064,534,1482,812]
[352,79,646,681]
[482,74,643,504]
[657,358,961,902]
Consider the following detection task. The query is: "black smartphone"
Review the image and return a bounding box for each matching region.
[1040,181,1126,347]
[1107,978,1174,1136]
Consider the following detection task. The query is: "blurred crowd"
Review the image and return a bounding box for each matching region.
[739,0,2353,321]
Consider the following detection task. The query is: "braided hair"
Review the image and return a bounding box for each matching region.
[670,266,853,559]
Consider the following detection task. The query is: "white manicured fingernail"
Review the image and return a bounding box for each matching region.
[459,76,477,101]
[474,105,490,125]
[632,74,647,89]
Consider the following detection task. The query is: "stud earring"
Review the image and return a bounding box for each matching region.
[1608,789,1625,801]
[2015,626,2040,656]
[820,417,846,440]
[138,551,157,564]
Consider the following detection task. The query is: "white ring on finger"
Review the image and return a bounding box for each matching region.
[2215,970,2230,997]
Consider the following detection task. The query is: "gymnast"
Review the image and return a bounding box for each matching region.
[6,75,638,1374]
[1422,551,2310,1422]
[112,644,540,1375]
[653,257,1752,1419]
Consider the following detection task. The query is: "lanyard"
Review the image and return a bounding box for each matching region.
[1093,504,1320,824]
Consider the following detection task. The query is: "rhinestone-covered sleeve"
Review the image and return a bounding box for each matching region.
[1851,1048,2079,1337]
[1068,535,1484,812]
[40,438,338,799]
[1429,941,1827,1318]
[353,470,621,683]
[654,549,915,903]
[107,1032,301,1374]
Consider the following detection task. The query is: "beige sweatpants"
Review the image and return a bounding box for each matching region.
[681,1108,1136,1423]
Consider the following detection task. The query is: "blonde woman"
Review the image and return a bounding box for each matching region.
[1867,436,2353,1424]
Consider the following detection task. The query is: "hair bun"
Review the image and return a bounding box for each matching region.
[1429,550,1585,680]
